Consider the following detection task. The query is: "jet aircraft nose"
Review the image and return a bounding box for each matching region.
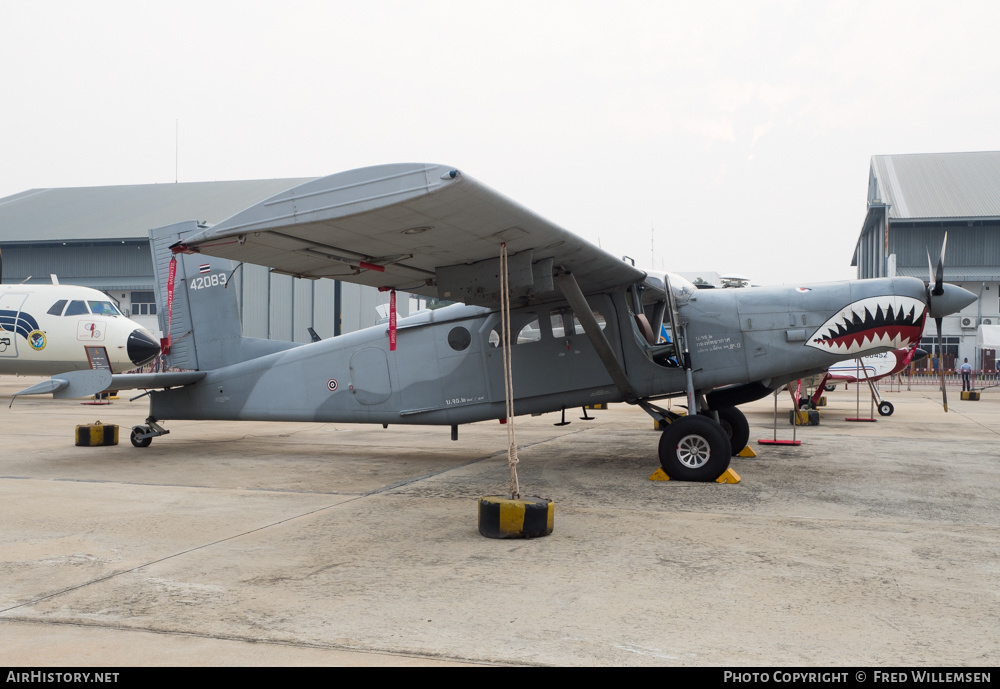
[127,329,161,367]
[912,348,929,364]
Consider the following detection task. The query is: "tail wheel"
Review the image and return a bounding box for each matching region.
[130,426,152,448]
[658,415,732,481]
[877,401,894,416]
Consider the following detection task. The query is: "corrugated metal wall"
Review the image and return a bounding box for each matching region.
[240,263,270,338]
[1,241,152,287]
[312,278,336,339]
[889,224,1000,268]
[856,208,884,279]
[268,273,294,341]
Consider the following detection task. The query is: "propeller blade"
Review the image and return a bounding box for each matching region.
[936,317,948,413]
[933,233,947,296]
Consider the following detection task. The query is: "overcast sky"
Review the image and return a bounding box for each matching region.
[3,0,999,286]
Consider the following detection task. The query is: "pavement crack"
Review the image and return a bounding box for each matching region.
[0,617,519,666]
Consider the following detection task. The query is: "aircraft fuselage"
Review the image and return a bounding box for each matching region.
[146,275,949,425]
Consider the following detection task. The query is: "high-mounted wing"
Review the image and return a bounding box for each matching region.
[177,164,645,307]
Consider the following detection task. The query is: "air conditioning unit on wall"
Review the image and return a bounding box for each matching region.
[961,317,976,329]
[983,318,995,326]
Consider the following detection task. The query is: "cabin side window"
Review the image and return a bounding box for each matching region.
[487,309,605,347]
[487,312,543,347]
[550,308,604,337]
[47,300,68,316]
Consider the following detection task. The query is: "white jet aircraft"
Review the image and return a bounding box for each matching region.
[0,283,161,375]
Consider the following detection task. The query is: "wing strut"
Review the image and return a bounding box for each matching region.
[554,273,637,403]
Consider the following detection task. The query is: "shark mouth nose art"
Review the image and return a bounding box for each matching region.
[807,296,926,355]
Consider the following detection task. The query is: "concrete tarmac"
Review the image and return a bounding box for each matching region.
[1,377,997,666]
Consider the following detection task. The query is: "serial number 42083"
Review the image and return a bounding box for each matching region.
[189,273,227,289]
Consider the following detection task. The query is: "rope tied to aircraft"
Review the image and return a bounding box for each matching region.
[499,242,521,499]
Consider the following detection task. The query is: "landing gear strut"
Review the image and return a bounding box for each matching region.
[129,418,169,448]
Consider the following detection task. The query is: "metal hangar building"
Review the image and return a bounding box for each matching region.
[853,151,1000,370]
[0,179,406,342]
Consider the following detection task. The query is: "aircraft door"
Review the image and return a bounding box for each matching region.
[483,296,616,400]
[0,292,27,358]
[349,348,392,405]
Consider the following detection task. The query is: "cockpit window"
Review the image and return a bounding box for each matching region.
[88,301,121,316]
[47,300,67,316]
[64,300,89,316]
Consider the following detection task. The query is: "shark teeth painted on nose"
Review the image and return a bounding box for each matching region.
[806,296,926,356]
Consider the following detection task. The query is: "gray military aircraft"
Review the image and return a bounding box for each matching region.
[13,163,977,481]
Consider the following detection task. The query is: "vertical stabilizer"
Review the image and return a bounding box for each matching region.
[149,222,299,371]
[150,222,241,370]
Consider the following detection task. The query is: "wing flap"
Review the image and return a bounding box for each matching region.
[178,163,644,307]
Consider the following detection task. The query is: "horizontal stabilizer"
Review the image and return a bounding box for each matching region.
[13,369,113,400]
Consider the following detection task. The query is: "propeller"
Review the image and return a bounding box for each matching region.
[926,233,950,412]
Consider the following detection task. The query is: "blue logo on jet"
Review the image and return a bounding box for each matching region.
[0,310,40,339]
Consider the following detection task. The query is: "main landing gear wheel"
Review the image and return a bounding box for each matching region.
[878,401,894,417]
[658,415,732,481]
[130,426,152,448]
[713,407,750,456]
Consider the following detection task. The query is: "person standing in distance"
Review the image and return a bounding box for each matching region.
[961,358,973,392]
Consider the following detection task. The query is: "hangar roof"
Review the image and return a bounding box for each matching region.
[870,151,1000,221]
[0,178,317,244]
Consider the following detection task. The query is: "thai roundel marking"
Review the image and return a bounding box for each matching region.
[806,296,926,356]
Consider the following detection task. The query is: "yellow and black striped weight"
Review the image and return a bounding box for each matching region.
[75,421,119,447]
[478,496,554,539]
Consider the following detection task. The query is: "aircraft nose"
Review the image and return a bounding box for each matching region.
[127,329,161,367]
[912,348,929,363]
[929,283,978,319]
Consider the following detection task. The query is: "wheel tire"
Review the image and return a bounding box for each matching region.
[825,384,836,392]
[877,401,894,417]
[130,426,152,448]
[708,407,751,456]
[658,415,732,481]
[798,398,814,410]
